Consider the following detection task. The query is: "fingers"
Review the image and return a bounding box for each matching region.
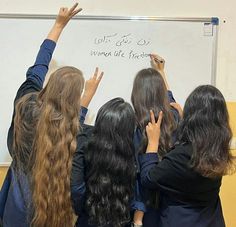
[60,7,68,14]
[149,110,163,125]
[170,102,182,111]
[92,67,104,82]
[60,3,82,17]
[98,72,104,82]
[170,103,177,108]
[157,111,163,128]
[150,110,156,124]
[69,2,79,13]
[93,67,99,78]
[71,8,82,17]
[150,55,156,64]
[146,122,152,130]
[150,53,164,64]
[59,7,64,14]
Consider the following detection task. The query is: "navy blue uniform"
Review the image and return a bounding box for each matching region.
[0,39,88,226]
[139,143,225,227]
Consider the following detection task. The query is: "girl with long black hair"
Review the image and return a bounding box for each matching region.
[75,98,137,227]
[140,85,235,227]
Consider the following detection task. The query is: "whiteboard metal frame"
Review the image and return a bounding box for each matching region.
[0,14,216,22]
[0,15,219,166]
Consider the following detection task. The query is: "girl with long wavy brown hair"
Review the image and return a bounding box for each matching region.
[30,66,84,227]
[1,3,102,227]
[131,55,181,227]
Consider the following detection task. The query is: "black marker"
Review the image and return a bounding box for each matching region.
[150,54,164,63]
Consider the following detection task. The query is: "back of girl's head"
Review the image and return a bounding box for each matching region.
[94,97,135,139]
[38,66,84,113]
[31,66,84,227]
[131,68,176,155]
[178,85,235,177]
[85,98,136,227]
[131,68,168,124]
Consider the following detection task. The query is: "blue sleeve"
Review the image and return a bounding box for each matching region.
[26,39,56,88]
[139,153,160,189]
[131,129,147,212]
[0,168,12,219]
[7,39,56,156]
[167,90,180,124]
[71,182,86,215]
[167,90,176,103]
[131,176,147,212]
[80,106,88,124]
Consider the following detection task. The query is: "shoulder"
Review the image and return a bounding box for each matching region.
[15,80,41,104]
[79,124,94,137]
[163,143,193,165]
[76,124,94,149]
[167,142,192,155]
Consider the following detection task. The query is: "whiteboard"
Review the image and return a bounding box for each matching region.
[0,15,218,164]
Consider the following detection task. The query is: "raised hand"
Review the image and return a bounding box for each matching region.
[150,53,169,90]
[146,110,163,153]
[81,67,104,108]
[47,3,82,42]
[150,53,165,72]
[55,3,82,29]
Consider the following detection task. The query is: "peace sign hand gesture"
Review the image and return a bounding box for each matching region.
[146,110,163,153]
[55,3,82,29]
[81,67,104,108]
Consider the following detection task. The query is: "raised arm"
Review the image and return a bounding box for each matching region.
[140,110,183,190]
[81,67,104,108]
[150,54,169,90]
[139,110,163,189]
[8,3,82,154]
[26,3,82,90]
[79,67,103,124]
[150,54,181,123]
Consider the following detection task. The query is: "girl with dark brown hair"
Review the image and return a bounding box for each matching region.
[140,85,235,227]
[131,55,181,227]
[0,3,103,227]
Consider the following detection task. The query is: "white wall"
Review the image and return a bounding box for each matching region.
[0,0,236,101]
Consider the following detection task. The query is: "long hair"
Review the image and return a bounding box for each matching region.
[85,98,136,227]
[178,85,235,178]
[13,93,40,173]
[31,66,84,227]
[131,68,176,156]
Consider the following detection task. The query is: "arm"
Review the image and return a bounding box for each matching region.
[26,3,82,90]
[150,54,169,90]
[132,111,162,226]
[139,110,163,189]
[79,106,88,124]
[140,151,183,191]
[140,111,185,191]
[80,67,104,108]
[7,3,82,154]
[79,67,103,123]
[150,54,181,116]
[132,176,146,226]
[170,102,183,119]
[133,211,144,226]
[15,3,82,101]
[71,125,94,214]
